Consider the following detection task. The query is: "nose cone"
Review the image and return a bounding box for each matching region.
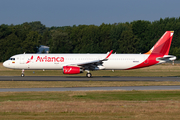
[3,61,9,68]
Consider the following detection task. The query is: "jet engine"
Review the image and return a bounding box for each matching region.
[63,66,83,74]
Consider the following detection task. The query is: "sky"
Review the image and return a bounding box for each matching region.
[0,0,180,27]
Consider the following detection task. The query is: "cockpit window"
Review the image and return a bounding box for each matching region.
[9,58,15,60]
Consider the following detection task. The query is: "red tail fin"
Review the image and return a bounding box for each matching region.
[145,31,174,55]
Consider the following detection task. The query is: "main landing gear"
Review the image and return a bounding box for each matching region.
[21,69,25,77]
[86,73,92,78]
[86,70,92,78]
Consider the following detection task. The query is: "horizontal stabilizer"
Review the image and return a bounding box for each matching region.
[156,55,176,62]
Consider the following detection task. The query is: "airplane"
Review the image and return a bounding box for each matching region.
[3,31,176,78]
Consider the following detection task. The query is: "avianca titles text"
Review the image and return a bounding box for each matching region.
[26,56,64,64]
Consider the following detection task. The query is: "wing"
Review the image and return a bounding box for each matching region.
[66,50,113,70]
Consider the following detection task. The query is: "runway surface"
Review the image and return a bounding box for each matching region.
[0,76,180,92]
[0,76,180,81]
[0,86,180,92]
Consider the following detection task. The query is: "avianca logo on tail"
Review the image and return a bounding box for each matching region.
[26,56,64,64]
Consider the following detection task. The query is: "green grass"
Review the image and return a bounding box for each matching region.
[1,91,180,102]
[0,81,180,88]
[0,91,180,120]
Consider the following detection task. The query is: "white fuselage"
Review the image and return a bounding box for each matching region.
[3,53,150,70]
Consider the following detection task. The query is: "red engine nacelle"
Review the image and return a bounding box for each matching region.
[63,66,83,74]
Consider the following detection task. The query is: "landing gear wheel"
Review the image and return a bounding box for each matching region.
[86,73,92,78]
[21,69,25,77]
[21,73,25,77]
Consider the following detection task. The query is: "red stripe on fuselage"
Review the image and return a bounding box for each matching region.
[127,53,163,70]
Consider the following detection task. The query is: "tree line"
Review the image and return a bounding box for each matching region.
[0,17,180,62]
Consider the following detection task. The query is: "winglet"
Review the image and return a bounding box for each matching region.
[105,50,113,59]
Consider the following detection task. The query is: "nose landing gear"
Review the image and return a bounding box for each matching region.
[21,69,25,77]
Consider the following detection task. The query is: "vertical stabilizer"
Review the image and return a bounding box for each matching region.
[145,31,174,55]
